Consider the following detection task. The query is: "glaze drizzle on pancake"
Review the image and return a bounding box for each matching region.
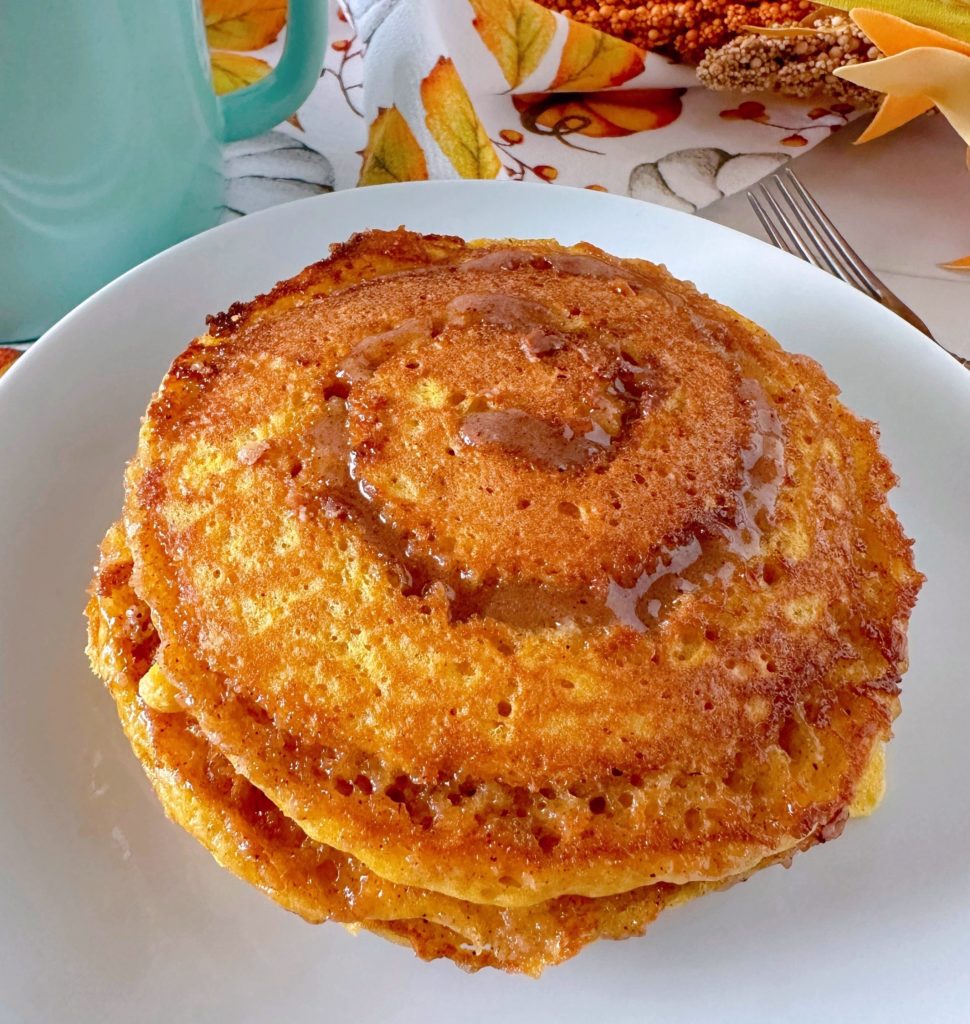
[285,310,785,631]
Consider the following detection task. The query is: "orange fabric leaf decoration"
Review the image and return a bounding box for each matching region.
[836,9,970,142]
[855,93,935,143]
[0,348,20,380]
[940,255,970,270]
[851,7,970,55]
[512,89,682,137]
[421,57,502,179]
[840,46,970,144]
[549,20,645,91]
[825,1,970,45]
[209,51,271,95]
[358,107,429,186]
[470,0,557,88]
[203,0,286,51]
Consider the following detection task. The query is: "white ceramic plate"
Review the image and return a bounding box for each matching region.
[1,182,968,1024]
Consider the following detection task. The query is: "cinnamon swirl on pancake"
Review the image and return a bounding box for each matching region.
[86,228,922,972]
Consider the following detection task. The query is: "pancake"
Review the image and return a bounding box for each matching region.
[86,521,879,975]
[119,228,921,909]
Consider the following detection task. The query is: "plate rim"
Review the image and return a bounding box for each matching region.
[3,180,969,408]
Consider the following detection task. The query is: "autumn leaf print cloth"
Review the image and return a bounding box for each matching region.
[212,0,865,219]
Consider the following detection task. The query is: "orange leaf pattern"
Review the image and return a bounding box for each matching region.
[719,101,770,123]
[203,0,286,51]
[549,20,645,92]
[358,107,429,186]
[0,348,20,380]
[421,57,501,179]
[941,255,970,270]
[209,51,272,95]
[513,89,682,138]
[187,3,869,230]
[469,0,557,88]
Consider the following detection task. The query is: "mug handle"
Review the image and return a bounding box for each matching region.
[217,0,328,143]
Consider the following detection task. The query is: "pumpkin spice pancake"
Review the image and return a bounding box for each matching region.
[86,521,886,975]
[118,229,920,910]
[88,227,921,966]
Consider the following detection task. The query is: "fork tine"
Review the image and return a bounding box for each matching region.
[770,175,857,288]
[783,169,884,297]
[747,192,791,253]
[757,184,818,266]
[752,170,968,367]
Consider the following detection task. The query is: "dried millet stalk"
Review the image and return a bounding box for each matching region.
[536,1,816,64]
[696,14,879,103]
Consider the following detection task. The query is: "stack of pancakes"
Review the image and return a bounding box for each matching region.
[86,229,922,974]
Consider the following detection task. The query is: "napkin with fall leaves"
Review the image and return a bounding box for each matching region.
[4,0,966,369]
[211,0,872,220]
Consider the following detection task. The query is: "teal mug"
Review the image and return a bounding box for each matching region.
[0,0,327,341]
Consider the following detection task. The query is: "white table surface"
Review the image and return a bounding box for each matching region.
[703,112,970,360]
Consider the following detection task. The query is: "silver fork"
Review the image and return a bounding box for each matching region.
[748,168,970,370]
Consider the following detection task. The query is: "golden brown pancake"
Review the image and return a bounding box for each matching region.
[87,521,872,975]
[118,229,921,909]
